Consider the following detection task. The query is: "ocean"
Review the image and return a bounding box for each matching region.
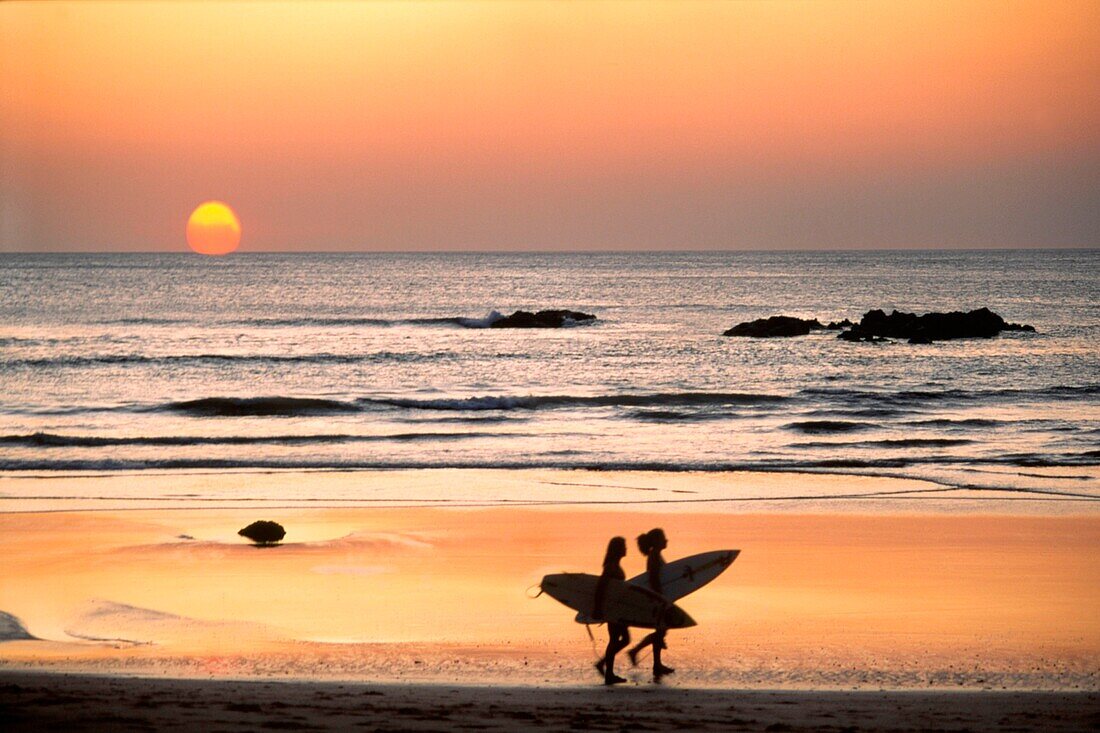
[1,249,1097,504]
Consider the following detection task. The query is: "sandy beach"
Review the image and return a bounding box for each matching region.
[2,671,1098,732]
[2,470,1097,729]
[2,470,1097,694]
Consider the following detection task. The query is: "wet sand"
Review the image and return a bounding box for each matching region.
[1,671,1097,732]
[1,470,1098,728]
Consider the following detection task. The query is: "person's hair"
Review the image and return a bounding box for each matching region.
[637,528,665,555]
[603,536,627,566]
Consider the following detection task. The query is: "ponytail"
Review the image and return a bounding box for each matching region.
[637,527,665,556]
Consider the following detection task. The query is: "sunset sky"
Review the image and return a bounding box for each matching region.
[2,1,1097,252]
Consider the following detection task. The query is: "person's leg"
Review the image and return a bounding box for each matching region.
[597,631,614,677]
[604,624,629,684]
[613,627,631,655]
[652,628,674,679]
[627,631,656,666]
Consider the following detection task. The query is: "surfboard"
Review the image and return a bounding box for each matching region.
[540,573,696,629]
[574,549,739,624]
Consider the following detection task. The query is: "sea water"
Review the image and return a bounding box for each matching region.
[1,250,1097,504]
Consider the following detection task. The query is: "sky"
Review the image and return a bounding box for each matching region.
[2,0,1098,252]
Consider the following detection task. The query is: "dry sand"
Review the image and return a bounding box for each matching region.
[2,671,1098,732]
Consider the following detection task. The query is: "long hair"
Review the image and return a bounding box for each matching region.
[603,536,627,567]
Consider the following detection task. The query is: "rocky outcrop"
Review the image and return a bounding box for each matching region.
[825,319,853,330]
[723,316,825,338]
[489,310,596,328]
[839,308,1034,344]
[238,520,286,546]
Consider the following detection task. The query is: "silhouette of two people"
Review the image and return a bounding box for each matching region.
[592,528,676,684]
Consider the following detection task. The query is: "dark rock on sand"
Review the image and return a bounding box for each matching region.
[723,315,825,338]
[0,611,36,641]
[839,308,1034,344]
[238,520,286,546]
[489,310,596,328]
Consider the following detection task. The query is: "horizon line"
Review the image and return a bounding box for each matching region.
[1,245,1097,256]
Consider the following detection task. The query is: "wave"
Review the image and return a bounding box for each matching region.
[398,415,527,424]
[790,438,974,448]
[97,309,604,330]
[622,409,739,422]
[4,351,452,368]
[129,392,789,417]
[236,310,599,329]
[234,315,498,328]
[100,311,516,329]
[903,418,1005,428]
[163,396,361,416]
[784,420,875,434]
[360,392,788,412]
[803,407,909,418]
[0,431,510,448]
[3,453,1097,473]
[798,385,1100,406]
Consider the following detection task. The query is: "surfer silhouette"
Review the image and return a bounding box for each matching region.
[592,536,631,685]
[628,527,675,680]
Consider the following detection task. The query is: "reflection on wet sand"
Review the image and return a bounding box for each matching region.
[2,488,1097,688]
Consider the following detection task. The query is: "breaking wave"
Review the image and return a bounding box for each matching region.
[99,310,591,330]
[123,392,793,417]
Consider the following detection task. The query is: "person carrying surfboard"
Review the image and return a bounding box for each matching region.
[628,528,675,680]
[592,536,631,685]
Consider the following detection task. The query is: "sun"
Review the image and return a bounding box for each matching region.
[186,201,241,256]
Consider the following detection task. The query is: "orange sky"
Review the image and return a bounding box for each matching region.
[2,1,1098,251]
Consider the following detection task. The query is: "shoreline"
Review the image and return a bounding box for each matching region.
[1,467,1096,516]
[2,671,1097,732]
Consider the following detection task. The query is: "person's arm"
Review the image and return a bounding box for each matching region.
[647,555,663,596]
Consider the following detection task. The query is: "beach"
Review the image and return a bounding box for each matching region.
[3,671,1098,732]
[2,474,1098,730]
[2,470,1097,692]
[1,250,1097,727]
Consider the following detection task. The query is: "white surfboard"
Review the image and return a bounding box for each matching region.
[574,549,739,624]
[541,573,696,629]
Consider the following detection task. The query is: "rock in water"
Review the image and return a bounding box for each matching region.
[489,309,596,328]
[723,316,825,338]
[839,307,1035,343]
[238,520,286,546]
